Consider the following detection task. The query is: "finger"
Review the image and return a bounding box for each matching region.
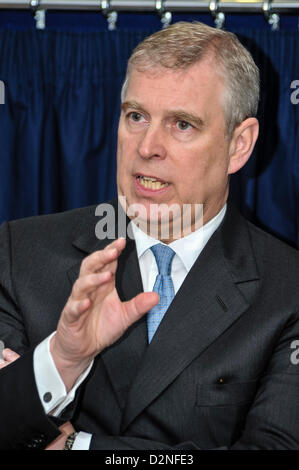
[80,238,126,276]
[123,292,160,326]
[103,237,126,255]
[59,421,75,436]
[2,348,20,363]
[0,359,8,369]
[80,249,118,277]
[99,238,127,275]
[63,298,91,323]
[71,271,112,301]
[97,238,126,273]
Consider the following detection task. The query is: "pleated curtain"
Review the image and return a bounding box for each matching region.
[0,27,298,248]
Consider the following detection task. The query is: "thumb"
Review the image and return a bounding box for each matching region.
[123,291,160,325]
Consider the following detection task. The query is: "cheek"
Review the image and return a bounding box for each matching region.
[116,138,136,194]
[171,145,227,200]
[117,128,137,165]
[116,140,127,189]
[171,170,201,204]
[177,152,209,184]
[192,138,229,175]
[117,138,129,175]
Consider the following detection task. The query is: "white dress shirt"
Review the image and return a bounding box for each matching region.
[33,203,227,449]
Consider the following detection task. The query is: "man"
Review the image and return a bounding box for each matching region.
[1,21,299,450]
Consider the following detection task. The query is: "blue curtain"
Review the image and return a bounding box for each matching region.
[230,30,299,248]
[0,14,298,248]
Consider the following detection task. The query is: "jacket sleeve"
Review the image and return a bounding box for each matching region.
[0,222,61,449]
[0,351,61,449]
[0,222,29,354]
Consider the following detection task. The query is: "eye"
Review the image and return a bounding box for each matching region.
[176,120,193,131]
[128,112,145,123]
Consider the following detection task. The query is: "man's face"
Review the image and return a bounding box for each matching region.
[117,58,233,235]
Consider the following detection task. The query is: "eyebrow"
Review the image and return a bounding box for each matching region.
[121,101,145,114]
[121,101,205,129]
[169,110,205,129]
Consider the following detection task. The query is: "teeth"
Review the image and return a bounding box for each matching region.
[142,176,157,182]
[138,176,168,190]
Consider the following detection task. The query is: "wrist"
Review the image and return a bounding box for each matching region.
[64,432,78,451]
[45,422,76,450]
[50,335,92,392]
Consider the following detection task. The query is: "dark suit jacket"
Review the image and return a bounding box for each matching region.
[0,200,299,450]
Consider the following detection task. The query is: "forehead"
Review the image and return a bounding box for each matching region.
[125,60,225,119]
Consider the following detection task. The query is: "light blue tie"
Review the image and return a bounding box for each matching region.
[147,244,175,343]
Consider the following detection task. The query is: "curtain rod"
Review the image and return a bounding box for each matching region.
[0,1,298,14]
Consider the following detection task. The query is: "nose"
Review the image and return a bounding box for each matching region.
[138,124,167,160]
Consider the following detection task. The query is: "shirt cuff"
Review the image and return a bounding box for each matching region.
[33,332,93,417]
[72,432,92,450]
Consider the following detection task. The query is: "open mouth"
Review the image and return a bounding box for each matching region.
[136,174,169,190]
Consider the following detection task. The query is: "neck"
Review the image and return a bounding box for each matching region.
[129,202,227,244]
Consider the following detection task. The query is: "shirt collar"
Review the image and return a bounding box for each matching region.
[131,204,227,271]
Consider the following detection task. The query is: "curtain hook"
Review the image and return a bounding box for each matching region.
[209,0,225,29]
[30,0,46,30]
[101,0,118,31]
[155,1,172,29]
[263,0,280,31]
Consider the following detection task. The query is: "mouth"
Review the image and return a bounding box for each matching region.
[135,174,170,191]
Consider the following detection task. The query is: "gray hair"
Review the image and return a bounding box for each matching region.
[121,21,260,138]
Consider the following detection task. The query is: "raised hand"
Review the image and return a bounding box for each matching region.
[51,238,159,391]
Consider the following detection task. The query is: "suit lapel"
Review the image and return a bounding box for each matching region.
[66,236,111,286]
[121,205,260,431]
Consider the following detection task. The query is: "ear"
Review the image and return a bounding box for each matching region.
[227,118,259,175]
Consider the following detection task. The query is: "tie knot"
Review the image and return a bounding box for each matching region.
[150,244,175,276]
